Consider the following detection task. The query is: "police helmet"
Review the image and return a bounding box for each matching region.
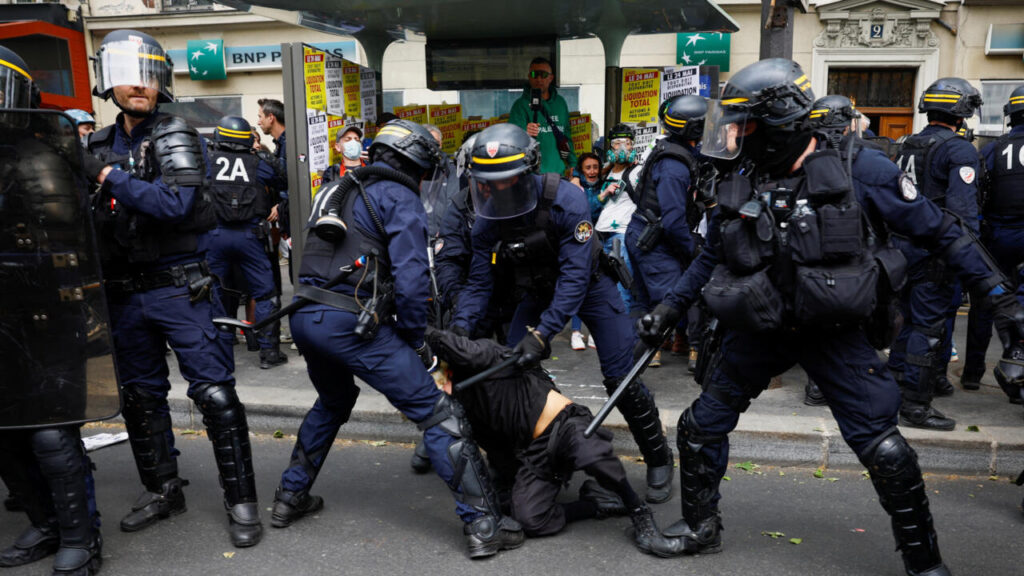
[368,119,441,171]
[1004,84,1024,125]
[806,95,859,132]
[0,45,40,109]
[917,77,982,118]
[467,123,541,220]
[214,115,254,149]
[65,109,96,127]
[659,94,707,141]
[720,58,815,128]
[93,29,174,103]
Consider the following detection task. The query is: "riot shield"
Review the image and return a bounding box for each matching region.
[0,109,120,429]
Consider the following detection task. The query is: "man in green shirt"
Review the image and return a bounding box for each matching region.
[509,57,577,176]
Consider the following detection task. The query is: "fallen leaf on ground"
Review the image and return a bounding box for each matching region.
[762,531,785,539]
[789,538,802,545]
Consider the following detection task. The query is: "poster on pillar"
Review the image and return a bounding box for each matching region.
[360,69,377,124]
[327,116,345,167]
[621,69,660,124]
[343,60,361,120]
[303,46,326,112]
[428,103,463,154]
[630,123,659,153]
[325,56,344,117]
[307,109,330,198]
[661,66,701,102]
[569,113,592,156]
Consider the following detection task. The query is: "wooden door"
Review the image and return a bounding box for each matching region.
[879,114,913,141]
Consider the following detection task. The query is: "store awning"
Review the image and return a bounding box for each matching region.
[986,23,1024,58]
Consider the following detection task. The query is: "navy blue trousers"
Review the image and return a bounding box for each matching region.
[207,224,280,350]
[690,327,900,508]
[279,306,478,522]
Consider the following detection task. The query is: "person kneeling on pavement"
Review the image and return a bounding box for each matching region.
[425,327,687,557]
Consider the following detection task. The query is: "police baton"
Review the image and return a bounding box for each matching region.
[453,355,521,393]
[584,341,663,439]
[212,256,367,350]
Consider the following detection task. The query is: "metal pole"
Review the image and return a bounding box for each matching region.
[282,42,313,281]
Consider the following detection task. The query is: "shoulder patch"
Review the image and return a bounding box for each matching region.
[958,166,976,185]
[574,220,594,243]
[899,175,919,202]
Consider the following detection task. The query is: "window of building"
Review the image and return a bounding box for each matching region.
[979,80,1020,136]
[160,95,242,134]
[458,86,580,119]
[162,0,217,12]
[827,68,916,108]
[382,90,403,114]
[1,34,73,97]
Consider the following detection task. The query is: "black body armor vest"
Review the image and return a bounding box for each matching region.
[300,177,393,299]
[704,144,881,332]
[87,116,215,268]
[492,173,601,301]
[985,132,1024,217]
[207,146,271,223]
[894,130,957,206]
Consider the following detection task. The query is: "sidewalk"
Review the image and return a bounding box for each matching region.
[159,282,1023,476]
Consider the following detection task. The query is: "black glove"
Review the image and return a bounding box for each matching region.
[414,342,436,371]
[990,290,1024,351]
[81,153,108,183]
[636,302,682,348]
[512,327,547,369]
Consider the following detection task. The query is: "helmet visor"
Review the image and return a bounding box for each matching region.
[469,173,538,220]
[701,99,747,160]
[95,40,173,99]
[0,64,33,110]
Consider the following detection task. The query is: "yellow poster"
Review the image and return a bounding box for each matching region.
[327,115,345,167]
[342,60,361,119]
[569,113,592,156]
[621,68,660,124]
[303,46,326,111]
[311,172,323,199]
[394,104,428,125]
[461,117,492,138]
[429,103,463,154]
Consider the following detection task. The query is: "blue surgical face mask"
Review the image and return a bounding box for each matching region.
[342,140,362,160]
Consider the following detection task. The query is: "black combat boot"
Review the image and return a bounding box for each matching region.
[863,433,951,576]
[0,524,59,567]
[804,379,827,406]
[605,378,673,504]
[120,387,186,532]
[463,515,524,559]
[932,375,955,398]
[630,505,691,557]
[120,478,187,532]
[662,409,724,554]
[899,401,955,431]
[409,441,432,474]
[271,488,324,528]
[259,348,288,369]
[578,479,627,519]
[192,383,263,548]
[959,368,983,391]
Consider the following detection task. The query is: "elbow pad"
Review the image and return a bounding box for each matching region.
[151,115,205,188]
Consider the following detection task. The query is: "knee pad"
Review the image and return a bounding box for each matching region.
[191,383,246,430]
[676,408,725,453]
[420,395,499,516]
[418,393,466,439]
[860,431,918,478]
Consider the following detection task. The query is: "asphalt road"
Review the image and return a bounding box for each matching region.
[2,431,1021,576]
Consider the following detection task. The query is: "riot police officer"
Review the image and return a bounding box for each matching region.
[625,94,709,369]
[451,123,675,504]
[636,59,1024,576]
[83,30,263,547]
[888,78,984,430]
[205,115,288,369]
[0,45,110,576]
[963,84,1024,396]
[270,119,525,559]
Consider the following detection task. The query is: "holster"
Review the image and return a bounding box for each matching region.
[634,209,664,253]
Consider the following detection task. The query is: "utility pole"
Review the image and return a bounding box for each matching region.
[759,0,808,60]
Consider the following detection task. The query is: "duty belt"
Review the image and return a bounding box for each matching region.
[105,261,209,294]
[294,284,363,314]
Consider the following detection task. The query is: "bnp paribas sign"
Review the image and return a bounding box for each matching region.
[676,33,730,72]
[186,39,226,81]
